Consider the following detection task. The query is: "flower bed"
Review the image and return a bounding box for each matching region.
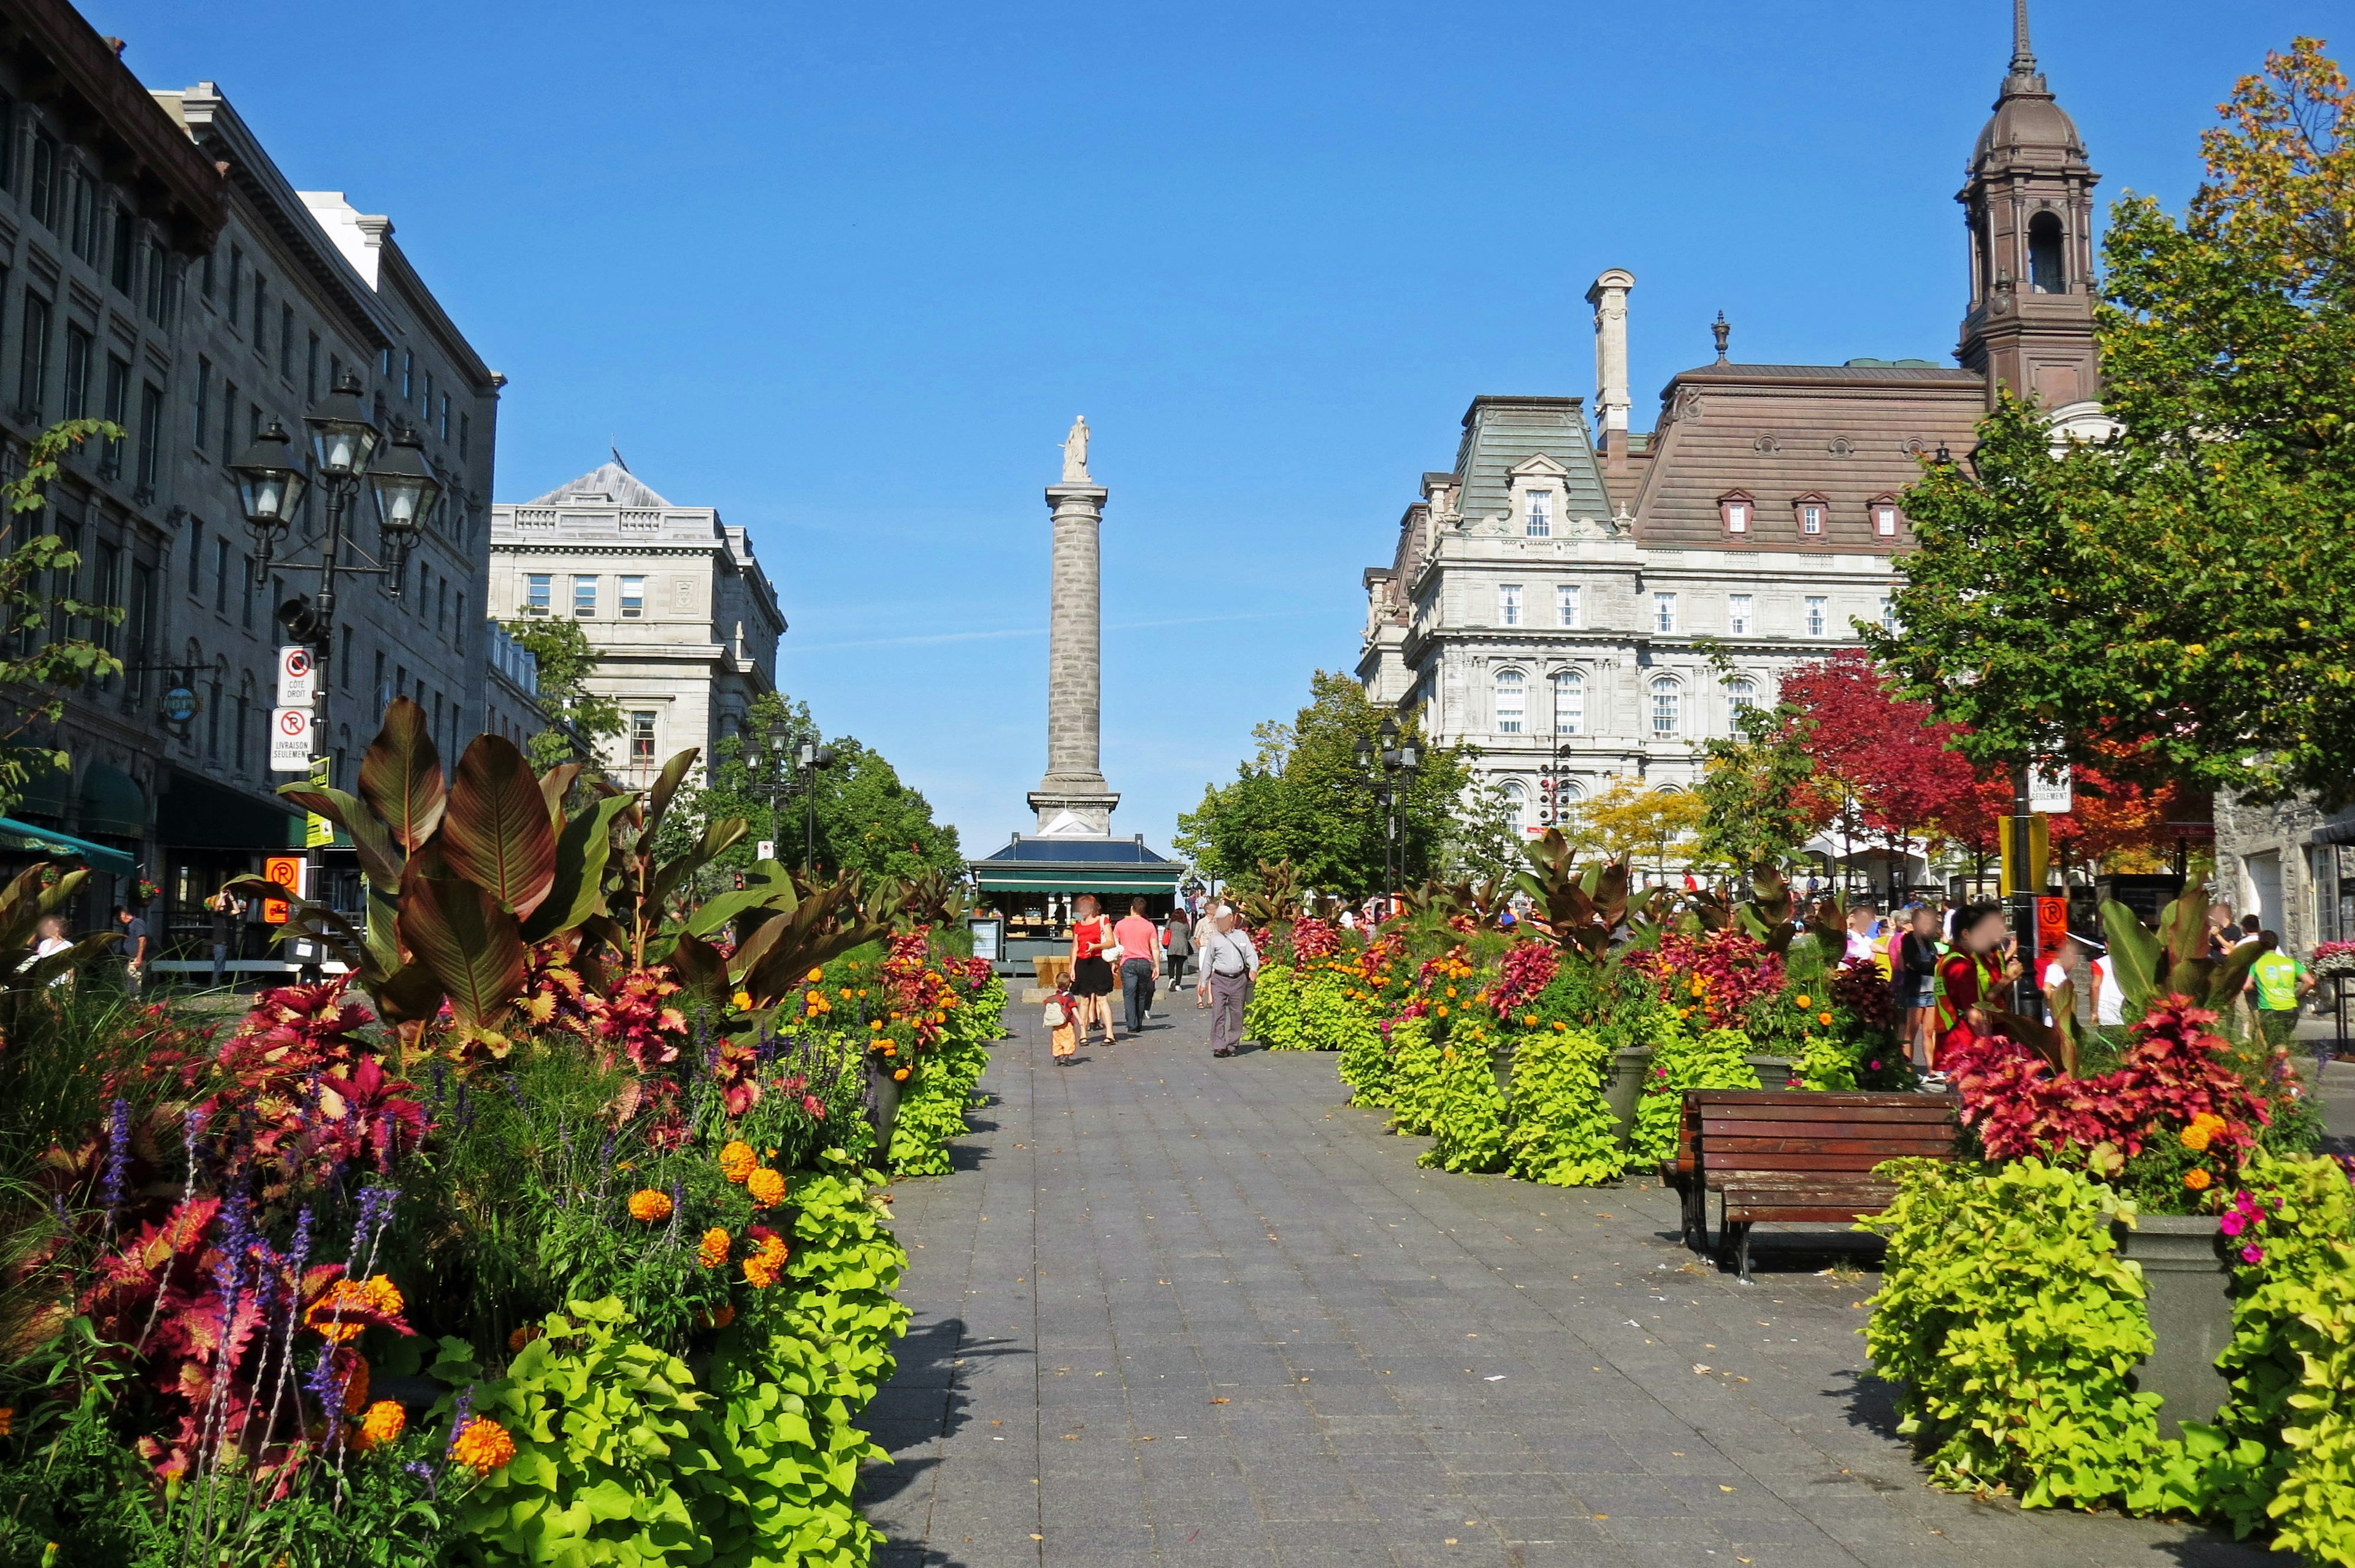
[0,706,1004,1568]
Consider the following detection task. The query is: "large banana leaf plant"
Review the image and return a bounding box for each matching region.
[1514,829,1665,959]
[2100,892,2262,1024]
[0,865,121,1009]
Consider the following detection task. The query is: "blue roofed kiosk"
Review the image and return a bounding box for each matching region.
[969,419,1185,977]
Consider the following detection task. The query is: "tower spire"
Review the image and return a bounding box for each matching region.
[2001,0,2047,96]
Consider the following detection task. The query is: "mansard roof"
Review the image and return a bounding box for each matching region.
[524,462,675,509]
[1444,396,1612,526]
[1626,361,1986,552]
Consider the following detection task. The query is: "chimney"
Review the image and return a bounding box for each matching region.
[1585,269,1636,451]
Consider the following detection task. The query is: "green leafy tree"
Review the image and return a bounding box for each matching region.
[1176,671,1470,898]
[1443,779,1528,886]
[1867,41,2355,805]
[1693,668,1824,874]
[502,615,626,773]
[0,419,127,816]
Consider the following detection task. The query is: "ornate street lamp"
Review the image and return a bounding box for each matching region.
[796,739,839,873]
[229,421,307,578]
[1358,716,1420,903]
[366,424,442,594]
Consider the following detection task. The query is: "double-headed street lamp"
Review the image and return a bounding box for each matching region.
[741,722,840,873]
[231,372,443,925]
[1354,716,1422,903]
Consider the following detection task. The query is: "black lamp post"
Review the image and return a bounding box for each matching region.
[795,738,839,873]
[231,372,440,932]
[1355,716,1421,901]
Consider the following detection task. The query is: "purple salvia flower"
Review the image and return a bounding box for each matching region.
[101,1098,131,1216]
[304,1345,348,1451]
[404,1458,438,1499]
[429,1061,448,1108]
[445,1388,475,1456]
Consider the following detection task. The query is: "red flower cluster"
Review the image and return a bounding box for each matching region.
[1947,993,2269,1162]
[1487,941,1560,1019]
[1626,931,1785,1030]
[1289,917,1341,960]
[881,929,963,1051]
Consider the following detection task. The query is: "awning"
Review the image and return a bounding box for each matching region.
[77,764,148,837]
[0,817,136,875]
[157,767,304,851]
[975,870,1184,894]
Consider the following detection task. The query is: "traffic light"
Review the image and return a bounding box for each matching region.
[277,595,326,646]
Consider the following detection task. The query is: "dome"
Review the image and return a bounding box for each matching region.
[1972,80,2088,169]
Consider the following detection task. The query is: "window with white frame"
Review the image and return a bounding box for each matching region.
[620,575,645,619]
[1494,668,1525,733]
[1557,583,1580,628]
[1726,676,1757,719]
[1728,592,1753,635]
[524,573,550,614]
[1653,591,1677,633]
[1879,596,1897,632]
[629,711,656,760]
[1872,498,1901,538]
[1498,583,1522,627]
[1796,497,1826,537]
[1650,677,1681,737]
[1526,491,1552,538]
[1501,780,1528,836]
[573,575,597,616]
[1552,669,1584,735]
[1719,492,1752,535]
[1805,595,1828,636]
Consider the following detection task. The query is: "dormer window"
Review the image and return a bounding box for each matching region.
[1793,492,1829,539]
[1526,490,1552,538]
[1870,494,1902,539]
[1718,491,1753,537]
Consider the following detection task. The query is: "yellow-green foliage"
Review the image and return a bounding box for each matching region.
[1385,1015,1443,1136]
[1339,1011,1395,1105]
[1421,1017,1508,1174]
[1243,963,1304,1050]
[1629,1022,1756,1164]
[1297,967,1377,1055]
[1504,1025,1627,1187]
[1861,1158,2162,1510]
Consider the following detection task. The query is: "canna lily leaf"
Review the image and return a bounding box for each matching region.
[668,930,730,1010]
[396,863,526,1028]
[376,962,447,1025]
[359,698,447,852]
[441,735,558,919]
[521,794,633,943]
[536,762,581,820]
[635,748,700,855]
[278,786,403,889]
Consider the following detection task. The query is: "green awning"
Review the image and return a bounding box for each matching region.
[0,817,136,875]
[975,870,1182,893]
[77,765,148,837]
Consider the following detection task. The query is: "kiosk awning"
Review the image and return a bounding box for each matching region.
[0,817,136,875]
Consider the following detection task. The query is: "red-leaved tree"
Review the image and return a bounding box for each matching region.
[1779,651,1978,900]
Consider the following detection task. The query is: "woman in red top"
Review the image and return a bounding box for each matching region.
[1068,893,1117,1049]
[1932,901,2021,1077]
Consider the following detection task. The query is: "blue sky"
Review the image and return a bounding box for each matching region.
[106,0,2329,857]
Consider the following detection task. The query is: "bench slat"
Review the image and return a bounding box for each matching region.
[1704,1134,1955,1157]
[1698,1119,1959,1141]
[1696,1104,1958,1124]
[1689,1091,1957,1107]
[1703,1152,1923,1174]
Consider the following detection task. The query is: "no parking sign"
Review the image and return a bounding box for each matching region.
[269,705,314,773]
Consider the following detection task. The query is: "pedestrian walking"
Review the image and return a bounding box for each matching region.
[1067,893,1118,1048]
[1162,908,1192,991]
[112,904,150,998]
[1045,981,1078,1065]
[2245,932,2313,1050]
[1197,907,1259,1058]
[207,889,245,989]
[1891,906,1941,1074]
[1114,897,1160,1036]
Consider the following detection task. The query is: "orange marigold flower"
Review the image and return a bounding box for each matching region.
[0,1407,12,1437]
[508,1325,543,1352]
[2184,1167,2213,1191]
[1794,995,1812,1009]
[713,1302,736,1329]
[1521,1015,1537,1027]
[342,1359,371,1414]
[806,968,824,982]
[627,1188,673,1222]
[746,1168,786,1207]
[358,1399,406,1450]
[894,1067,910,1081]
[307,1275,404,1342]
[451,1417,517,1471]
[1817,1012,1834,1027]
[2180,1124,2213,1153]
[719,1141,757,1183]
[699,1227,732,1269]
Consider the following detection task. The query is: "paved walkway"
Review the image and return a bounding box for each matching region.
[859,992,2276,1568]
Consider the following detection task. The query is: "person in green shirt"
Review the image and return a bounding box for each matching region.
[2244,931,2315,1051]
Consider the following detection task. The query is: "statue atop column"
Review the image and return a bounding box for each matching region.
[1060,415,1091,483]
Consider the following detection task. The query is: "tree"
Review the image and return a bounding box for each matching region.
[1175,671,1471,898]
[0,420,126,815]
[1694,697,1826,874]
[1867,42,2355,806]
[501,616,626,773]
[1442,780,1528,886]
[1780,651,1979,900]
[1575,776,1705,880]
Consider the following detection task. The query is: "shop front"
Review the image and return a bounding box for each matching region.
[969,834,1187,977]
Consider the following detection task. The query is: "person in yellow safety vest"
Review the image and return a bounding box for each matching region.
[2245,931,2314,1052]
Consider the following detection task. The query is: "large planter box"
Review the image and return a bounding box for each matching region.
[2113,1215,2235,1439]
[1606,1047,1652,1150]
[1745,1054,1793,1087]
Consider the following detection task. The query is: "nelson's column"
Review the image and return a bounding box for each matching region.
[1028,417,1120,836]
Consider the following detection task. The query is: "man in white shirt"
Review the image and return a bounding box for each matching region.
[2041,932,2126,1028]
[1195,908,1260,1058]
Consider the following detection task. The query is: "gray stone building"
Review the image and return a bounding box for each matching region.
[1358,10,2102,857]
[489,461,784,786]
[481,617,545,752]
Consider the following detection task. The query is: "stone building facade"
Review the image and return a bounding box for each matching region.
[488,462,784,786]
[1358,10,2104,851]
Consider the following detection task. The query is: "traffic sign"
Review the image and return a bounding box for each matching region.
[269,706,314,772]
[2029,761,2074,813]
[755,840,776,862]
[276,644,318,706]
[261,854,304,924]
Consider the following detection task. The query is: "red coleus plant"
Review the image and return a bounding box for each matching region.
[1947,993,2268,1163]
[1486,941,1560,1019]
[1627,930,1785,1031]
[1287,917,1341,960]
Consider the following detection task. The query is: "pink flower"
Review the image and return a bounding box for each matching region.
[2240,1244,2264,1266]
[802,1094,825,1118]
[2219,1212,2246,1237]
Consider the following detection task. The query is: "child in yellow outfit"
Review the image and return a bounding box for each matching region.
[1047,982,1078,1063]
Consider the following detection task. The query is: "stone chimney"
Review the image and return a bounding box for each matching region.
[1585,269,1635,452]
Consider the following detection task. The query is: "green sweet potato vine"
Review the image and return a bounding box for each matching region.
[1420,1019,1509,1174]
[1242,964,1304,1050]
[1503,1025,1626,1187]
[1629,1023,1756,1165]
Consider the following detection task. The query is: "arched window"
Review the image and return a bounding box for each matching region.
[1726,677,1757,723]
[2028,212,2065,294]
[1649,676,1681,738]
[1501,780,1528,836]
[1552,669,1585,736]
[1495,668,1525,734]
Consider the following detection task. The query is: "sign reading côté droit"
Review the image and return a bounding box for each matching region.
[276,644,318,707]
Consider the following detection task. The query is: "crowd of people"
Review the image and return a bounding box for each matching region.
[1043,893,1264,1064]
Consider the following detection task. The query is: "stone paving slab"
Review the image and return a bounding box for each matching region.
[859,993,2276,1568]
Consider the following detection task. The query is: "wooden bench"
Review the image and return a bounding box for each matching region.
[1661,1090,1961,1280]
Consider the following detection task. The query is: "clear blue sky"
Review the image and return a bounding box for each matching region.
[104,0,2328,859]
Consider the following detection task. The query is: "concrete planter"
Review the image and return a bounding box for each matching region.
[2113,1215,2235,1439]
[1606,1047,1653,1150]
[1744,1054,1794,1088]
[867,1057,905,1168]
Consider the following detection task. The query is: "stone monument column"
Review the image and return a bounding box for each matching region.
[1029,418,1120,835]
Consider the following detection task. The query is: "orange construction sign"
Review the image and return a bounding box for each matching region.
[261,855,303,924]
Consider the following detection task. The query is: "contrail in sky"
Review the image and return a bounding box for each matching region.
[794,609,1292,652]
